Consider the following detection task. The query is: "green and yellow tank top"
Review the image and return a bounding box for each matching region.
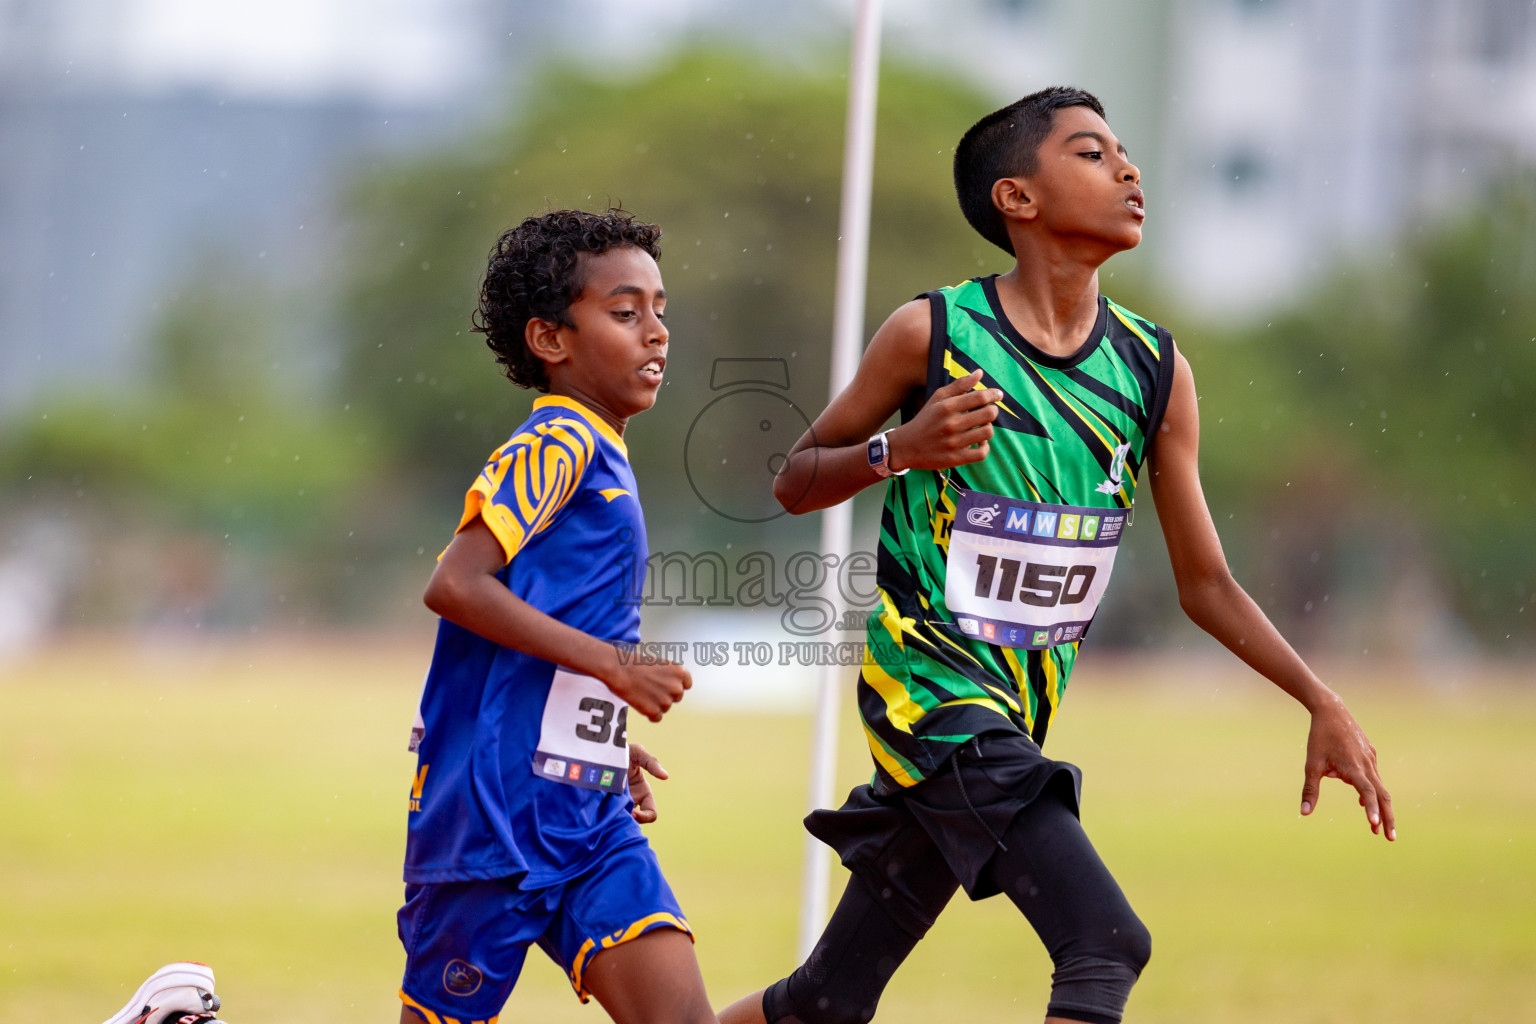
[859,275,1175,791]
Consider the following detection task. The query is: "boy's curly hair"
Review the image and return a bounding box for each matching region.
[472,208,663,391]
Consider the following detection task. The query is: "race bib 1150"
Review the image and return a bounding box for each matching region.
[532,669,629,794]
[942,489,1128,650]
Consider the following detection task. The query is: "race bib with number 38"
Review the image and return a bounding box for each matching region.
[532,668,629,794]
[942,489,1128,650]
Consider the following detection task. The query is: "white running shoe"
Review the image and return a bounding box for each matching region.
[101,962,227,1024]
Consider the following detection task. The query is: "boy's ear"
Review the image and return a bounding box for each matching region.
[992,176,1038,223]
[525,317,570,368]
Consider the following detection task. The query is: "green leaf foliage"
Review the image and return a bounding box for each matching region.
[1188,178,1536,648]
[335,49,1002,536]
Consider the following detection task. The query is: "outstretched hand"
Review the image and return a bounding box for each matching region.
[887,369,1002,472]
[1301,696,1395,841]
[628,742,669,824]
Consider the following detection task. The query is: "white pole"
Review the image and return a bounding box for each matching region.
[798,0,884,962]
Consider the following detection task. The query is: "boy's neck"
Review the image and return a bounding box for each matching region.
[993,236,1110,359]
[547,382,628,436]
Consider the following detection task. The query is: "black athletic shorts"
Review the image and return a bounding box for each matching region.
[806,729,1082,935]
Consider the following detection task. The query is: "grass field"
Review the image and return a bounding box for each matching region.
[4,635,1534,1023]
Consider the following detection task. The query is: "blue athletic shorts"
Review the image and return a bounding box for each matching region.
[397,837,691,1022]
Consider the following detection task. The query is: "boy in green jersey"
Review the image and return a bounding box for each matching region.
[720,87,1393,1024]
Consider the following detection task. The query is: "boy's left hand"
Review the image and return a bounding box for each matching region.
[1301,697,1395,841]
[628,742,669,824]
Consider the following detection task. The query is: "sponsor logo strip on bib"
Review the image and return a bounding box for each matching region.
[532,668,629,795]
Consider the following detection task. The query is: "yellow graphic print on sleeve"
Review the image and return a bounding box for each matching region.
[458,399,613,563]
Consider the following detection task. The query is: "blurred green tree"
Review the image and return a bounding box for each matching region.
[0,258,378,624]
[1188,176,1536,650]
[335,50,1002,552]
[1,261,368,536]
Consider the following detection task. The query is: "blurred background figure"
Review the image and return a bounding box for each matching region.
[1,0,1532,659]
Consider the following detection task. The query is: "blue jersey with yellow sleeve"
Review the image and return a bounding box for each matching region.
[404,395,649,886]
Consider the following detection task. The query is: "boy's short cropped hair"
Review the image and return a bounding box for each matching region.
[953,86,1106,255]
[473,208,662,391]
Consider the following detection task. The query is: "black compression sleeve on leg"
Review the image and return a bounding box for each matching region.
[761,979,805,1024]
[763,875,928,1024]
[1045,957,1142,1024]
[983,780,1151,1023]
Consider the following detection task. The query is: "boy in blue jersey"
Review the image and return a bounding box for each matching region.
[721,89,1394,1024]
[399,209,717,1024]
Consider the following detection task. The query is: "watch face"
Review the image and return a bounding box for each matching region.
[867,435,884,466]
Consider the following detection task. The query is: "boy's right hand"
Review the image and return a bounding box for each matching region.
[887,370,1003,472]
[607,660,692,722]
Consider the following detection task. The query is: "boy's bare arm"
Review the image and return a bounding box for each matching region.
[423,518,690,721]
[1148,351,1395,841]
[774,299,1004,513]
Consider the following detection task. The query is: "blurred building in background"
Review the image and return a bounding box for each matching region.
[888,0,1536,313]
[0,0,536,412]
[1160,0,1536,312]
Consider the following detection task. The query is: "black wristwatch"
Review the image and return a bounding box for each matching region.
[866,430,909,478]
